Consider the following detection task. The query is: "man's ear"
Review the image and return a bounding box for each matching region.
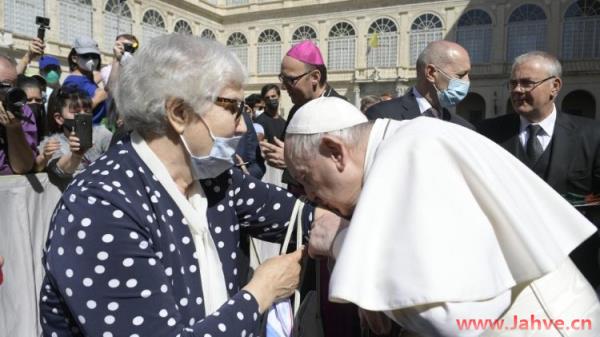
[321,135,346,172]
[424,64,437,82]
[550,77,562,100]
[311,69,321,87]
[165,96,191,134]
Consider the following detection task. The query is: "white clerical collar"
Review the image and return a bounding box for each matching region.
[413,87,433,115]
[519,104,557,138]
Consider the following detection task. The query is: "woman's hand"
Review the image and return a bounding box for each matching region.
[243,247,305,313]
[43,138,61,161]
[68,131,88,157]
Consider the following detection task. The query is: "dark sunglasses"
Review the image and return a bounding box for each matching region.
[214,97,244,120]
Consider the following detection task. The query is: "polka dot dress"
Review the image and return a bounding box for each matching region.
[40,137,314,336]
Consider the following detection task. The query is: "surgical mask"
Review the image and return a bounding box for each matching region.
[433,67,470,108]
[266,98,279,111]
[44,70,60,84]
[254,108,264,117]
[79,57,99,72]
[179,125,241,180]
[62,118,75,132]
[121,52,133,65]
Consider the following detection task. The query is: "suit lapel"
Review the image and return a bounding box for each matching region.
[402,88,423,120]
[546,113,576,187]
[499,114,522,157]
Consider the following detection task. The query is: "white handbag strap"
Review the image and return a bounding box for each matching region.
[281,199,304,255]
[280,198,305,316]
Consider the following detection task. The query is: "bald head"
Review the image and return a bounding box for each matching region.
[0,55,17,84]
[416,41,470,74]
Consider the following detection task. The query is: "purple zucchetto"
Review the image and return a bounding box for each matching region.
[286,40,324,66]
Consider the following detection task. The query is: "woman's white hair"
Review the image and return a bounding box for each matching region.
[115,34,247,136]
[285,121,373,163]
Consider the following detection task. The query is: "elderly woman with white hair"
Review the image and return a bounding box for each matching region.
[39,35,327,337]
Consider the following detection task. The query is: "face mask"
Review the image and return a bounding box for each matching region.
[44,70,60,84]
[179,123,241,180]
[254,109,264,116]
[433,67,470,108]
[79,57,99,72]
[26,103,43,120]
[121,52,133,65]
[62,118,75,132]
[266,98,279,111]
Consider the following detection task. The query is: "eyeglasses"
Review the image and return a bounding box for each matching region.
[507,76,555,92]
[214,97,244,120]
[278,71,311,86]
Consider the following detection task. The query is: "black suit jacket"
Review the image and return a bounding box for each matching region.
[477,112,600,196]
[365,88,475,130]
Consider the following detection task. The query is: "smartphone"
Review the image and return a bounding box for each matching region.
[74,114,93,150]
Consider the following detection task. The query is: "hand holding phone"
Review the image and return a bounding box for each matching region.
[74,114,93,150]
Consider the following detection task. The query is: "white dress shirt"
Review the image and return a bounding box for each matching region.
[518,104,557,151]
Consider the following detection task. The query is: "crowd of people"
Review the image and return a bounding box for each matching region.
[0,30,599,337]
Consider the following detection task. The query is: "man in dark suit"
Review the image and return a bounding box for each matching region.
[478,51,600,289]
[366,40,474,130]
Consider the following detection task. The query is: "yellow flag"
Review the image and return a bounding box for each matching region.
[368,33,379,49]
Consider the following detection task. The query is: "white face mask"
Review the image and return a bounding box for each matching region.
[79,56,99,72]
[180,121,241,180]
[254,109,264,116]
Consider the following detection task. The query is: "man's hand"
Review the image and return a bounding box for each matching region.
[308,209,349,258]
[28,38,45,58]
[113,40,125,62]
[0,104,19,127]
[260,137,286,169]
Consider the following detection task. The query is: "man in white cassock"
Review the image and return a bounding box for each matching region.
[284,96,600,337]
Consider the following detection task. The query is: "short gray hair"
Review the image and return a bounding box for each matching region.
[115,34,247,137]
[285,121,373,163]
[512,51,562,78]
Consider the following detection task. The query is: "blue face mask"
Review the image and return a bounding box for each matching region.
[434,67,470,108]
[180,124,241,180]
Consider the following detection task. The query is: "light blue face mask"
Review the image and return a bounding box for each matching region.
[180,124,241,180]
[434,67,470,108]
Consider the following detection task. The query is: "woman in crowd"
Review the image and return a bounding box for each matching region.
[34,87,112,181]
[40,34,329,336]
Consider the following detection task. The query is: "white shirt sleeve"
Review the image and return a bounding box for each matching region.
[385,289,512,337]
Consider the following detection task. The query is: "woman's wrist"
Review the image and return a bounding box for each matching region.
[242,280,274,314]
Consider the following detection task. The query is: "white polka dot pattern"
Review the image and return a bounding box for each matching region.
[40,138,314,336]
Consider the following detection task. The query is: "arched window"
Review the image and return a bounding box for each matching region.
[328,22,356,70]
[292,25,318,43]
[141,9,166,45]
[457,9,492,64]
[201,29,216,40]
[457,92,486,123]
[174,20,193,35]
[227,32,248,69]
[367,18,398,68]
[104,0,132,51]
[562,89,597,118]
[59,0,93,46]
[507,4,547,61]
[4,0,45,38]
[410,13,444,65]
[257,29,282,74]
[563,0,600,59]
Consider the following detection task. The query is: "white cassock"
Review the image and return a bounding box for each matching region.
[328,118,600,337]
